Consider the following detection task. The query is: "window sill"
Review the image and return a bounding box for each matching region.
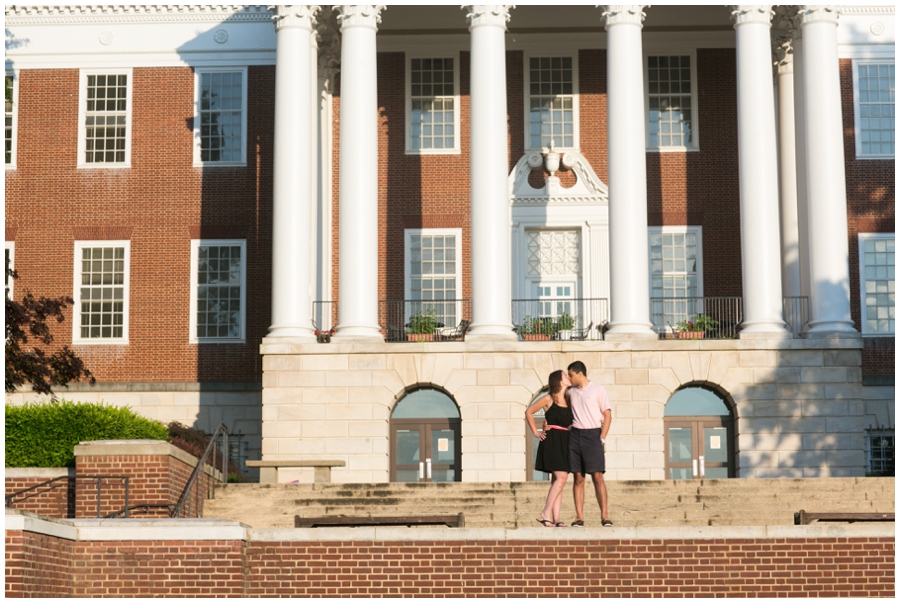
[72,339,129,346]
[190,339,247,345]
[404,148,461,156]
[646,147,700,153]
[855,154,895,161]
[77,163,132,169]
[194,162,248,168]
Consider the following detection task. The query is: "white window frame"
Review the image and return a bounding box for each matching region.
[648,226,704,331]
[523,53,580,152]
[5,71,18,169]
[865,429,894,476]
[77,69,133,168]
[72,240,130,345]
[405,54,460,155]
[644,51,700,152]
[858,232,895,336]
[193,68,248,166]
[5,241,14,300]
[189,239,247,344]
[852,59,895,159]
[404,228,463,323]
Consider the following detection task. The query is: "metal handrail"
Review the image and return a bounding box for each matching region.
[171,422,228,518]
[6,475,129,518]
[650,296,743,339]
[511,298,610,340]
[379,299,472,342]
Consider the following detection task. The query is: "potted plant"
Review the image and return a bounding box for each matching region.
[521,315,553,341]
[556,312,575,340]
[407,308,438,341]
[676,314,719,339]
[315,327,335,343]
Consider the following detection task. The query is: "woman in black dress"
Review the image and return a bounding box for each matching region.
[525,369,573,527]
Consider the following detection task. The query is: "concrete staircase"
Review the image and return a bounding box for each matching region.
[203,477,894,529]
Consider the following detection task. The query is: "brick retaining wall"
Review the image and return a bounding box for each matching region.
[5,514,894,598]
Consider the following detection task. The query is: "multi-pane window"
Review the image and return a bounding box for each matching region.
[409,58,457,152]
[5,242,14,300]
[648,55,694,148]
[855,62,895,157]
[858,234,895,335]
[82,72,130,165]
[74,242,129,342]
[526,230,580,277]
[528,56,575,149]
[196,69,246,164]
[650,228,702,329]
[5,73,15,166]
[406,230,461,326]
[191,240,246,342]
[866,430,894,476]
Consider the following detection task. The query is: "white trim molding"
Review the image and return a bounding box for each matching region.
[72,240,131,345]
[76,68,133,169]
[5,71,18,169]
[190,239,248,344]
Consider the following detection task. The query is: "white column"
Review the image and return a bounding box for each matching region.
[796,5,857,336]
[730,5,788,336]
[268,6,320,339]
[792,34,812,304]
[464,5,516,341]
[332,5,385,341]
[600,6,655,339]
[773,29,802,299]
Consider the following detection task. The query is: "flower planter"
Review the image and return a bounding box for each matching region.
[557,330,572,341]
[677,331,705,339]
[523,334,552,341]
[407,334,435,342]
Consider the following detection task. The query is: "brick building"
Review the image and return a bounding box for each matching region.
[4,5,895,482]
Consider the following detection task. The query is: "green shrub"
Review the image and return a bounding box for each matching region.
[5,400,168,468]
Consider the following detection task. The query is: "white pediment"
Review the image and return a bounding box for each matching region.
[508,150,608,205]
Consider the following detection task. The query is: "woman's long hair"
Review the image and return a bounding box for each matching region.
[548,370,564,397]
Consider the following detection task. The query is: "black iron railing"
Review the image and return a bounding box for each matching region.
[6,475,129,518]
[511,298,609,340]
[650,296,743,339]
[379,299,472,342]
[171,422,228,518]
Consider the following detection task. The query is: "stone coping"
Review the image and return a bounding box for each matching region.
[260,336,864,355]
[5,467,75,479]
[7,510,893,543]
[73,440,222,479]
[246,460,346,468]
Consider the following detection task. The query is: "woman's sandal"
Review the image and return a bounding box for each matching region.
[555,522,568,528]
[537,518,554,528]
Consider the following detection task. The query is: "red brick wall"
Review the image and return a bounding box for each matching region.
[4,475,73,518]
[839,58,896,378]
[5,532,894,597]
[4,66,275,384]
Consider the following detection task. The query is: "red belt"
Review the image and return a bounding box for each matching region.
[544,425,569,432]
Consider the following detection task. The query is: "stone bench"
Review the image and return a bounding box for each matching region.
[246,459,346,484]
[794,510,895,525]
[295,513,466,528]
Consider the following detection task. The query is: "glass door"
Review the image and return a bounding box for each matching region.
[665,417,732,480]
[391,420,460,482]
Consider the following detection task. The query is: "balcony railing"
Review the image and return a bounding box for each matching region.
[650,296,743,339]
[379,299,472,342]
[511,298,609,341]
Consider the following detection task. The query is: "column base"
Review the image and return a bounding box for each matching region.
[738,320,792,339]
[604,322,658,341]
[267,324,316,340]
[806,321,860,338]
[331,324,385,342]
[465,324,518,342]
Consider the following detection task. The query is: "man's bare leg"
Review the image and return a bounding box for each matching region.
[591,471,609,519]
[572,472,586,521]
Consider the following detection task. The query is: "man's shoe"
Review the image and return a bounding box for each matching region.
[571,520,584,527]
[601,518,613,527]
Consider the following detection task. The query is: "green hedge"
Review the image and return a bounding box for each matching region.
[5,400,168,468]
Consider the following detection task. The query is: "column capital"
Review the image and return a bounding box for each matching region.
[463,5,513,31]
[334,5,385,31]
[795,5,841,28]
[599,5,646,30]
[271,5,320,32]
[729,5,774,27]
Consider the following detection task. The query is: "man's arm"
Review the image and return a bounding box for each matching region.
[600,408,612,442]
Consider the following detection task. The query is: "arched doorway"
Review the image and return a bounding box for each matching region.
[390,387,461,482]
[664,386,735,479]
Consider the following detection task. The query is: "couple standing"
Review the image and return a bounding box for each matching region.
[525,360,613,528]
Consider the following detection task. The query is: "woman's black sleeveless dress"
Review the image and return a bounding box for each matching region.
[534,403,573,473]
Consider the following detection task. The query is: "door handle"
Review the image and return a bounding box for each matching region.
[692,458,698,477]
[426,458,432,480]
[699,456,705,478]
[418,462,424,480]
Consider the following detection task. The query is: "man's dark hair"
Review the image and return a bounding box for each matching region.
[567,360,587,376]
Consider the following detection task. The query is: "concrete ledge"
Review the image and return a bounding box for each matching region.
[5,467,74,479]
[9,510,890,543]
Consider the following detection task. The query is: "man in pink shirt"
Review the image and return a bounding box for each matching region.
[566,360,613,527]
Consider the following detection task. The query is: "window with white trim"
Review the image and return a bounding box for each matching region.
[195,69,247,165]
[190,240,247,342]
[526,56,577,150]
[647,55,697,150]
[5,241,14,300]
[73,241,130,343]
[5,73,16,167]
[407,57,459,154]
[858,233,895,335]
[78,70,132,167]
[405,229,462,326]
[649,227,703,330]
[854,61,895,158]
